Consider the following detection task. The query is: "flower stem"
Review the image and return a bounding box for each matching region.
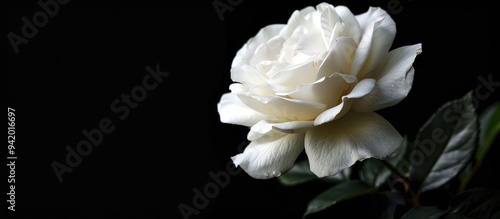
[381,160,408,182]
[380,160,421,206]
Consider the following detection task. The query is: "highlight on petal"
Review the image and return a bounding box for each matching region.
[314,78,375,126]
[228,83,248,93]
[351,12,396,79]
[305,111,403,178]
[316,37,357,80]
[355,6,395,36]
[353,43,422,112]
[232,133,306,179]
[350,6,396,78]
[276,26,308,66]
[317,3,341,48]
[295,22,328,55]
[231,65,268,87]
[237,93,326,121]
[334,5,361,43]
[281,73,356,108]
[279,7,315,39]
[268,61,316,88]
[349,16,384,77]
[249,36,285,67]
[217,93,271,127]
[232,24,285,67]
[247,120,314,141]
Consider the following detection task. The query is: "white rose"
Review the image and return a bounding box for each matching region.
[217,2,422,179]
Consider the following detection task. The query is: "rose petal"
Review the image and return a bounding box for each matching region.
[353,43,422,112]
[317,3,341,48]
[272,120,314,133]
[296,26,327,55]
[350,16,384,77]
[217,93,272,127]
[231,64,267,87]
[232,133,305,179]
[279,73,356,107]
[294,8,325,54]
[229,83,248,93]
[314,78,375,125]
[247,120,274,141]
[305,111,403,177]
[351,7,396,78]
[238,93,326,121]
[279,7,316,38]
[268,61,316,88]
[250,36,285,67]
[335,5,361,43]
[316,36,357,80]
[248,84,275,96]
[276,26,308,66]
[247,120,314,141]
[232,24,285,67]
[356,7,393,33]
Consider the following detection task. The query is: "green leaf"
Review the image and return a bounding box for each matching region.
[459,102,500,191]
[386,136,410,169]
[320,167,351,183]
[278,159,318,186]
[360,158,389,187]
[360,137,409,187]
[279,159,350,186]
[477,102,500,163]
[400,206,447,219]
[448,188,500,219]
[303,180,375,218]
[408,91,478,192]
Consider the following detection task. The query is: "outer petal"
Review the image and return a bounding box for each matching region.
[316,3,342,48]
[237,93,326,121]
[314,78,375,126]
[231,65,267,87]
[355,7,395,37]
[232,133,305,179]
[351,7,396,78]
[353,44,422,112]
[232,24,285,67]
[217,93,271,127]
[334,5,361,43]
[279,7,316,39]
[247,120,314,141]
[295,18,328,54]
[250,36,285,67]
[280,73,357,108]
[316,37,357,80]
[305,111,403,177]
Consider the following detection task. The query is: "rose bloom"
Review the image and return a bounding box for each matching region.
[217,2,422,179]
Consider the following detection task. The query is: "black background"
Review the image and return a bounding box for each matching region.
[2,0,498,218]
